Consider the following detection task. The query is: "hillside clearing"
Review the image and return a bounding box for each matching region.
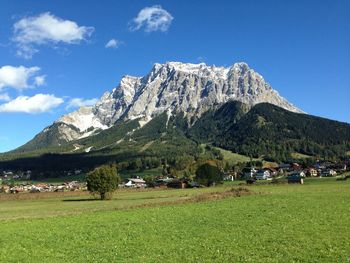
[212,146,259,164]
[291,152,313,159]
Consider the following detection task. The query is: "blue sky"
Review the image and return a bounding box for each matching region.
[0,0,349,152]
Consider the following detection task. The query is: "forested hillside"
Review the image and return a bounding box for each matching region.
[1,102,349,176]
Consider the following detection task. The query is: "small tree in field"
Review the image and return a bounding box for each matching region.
[195,162,223,187]
[86,165,121,200]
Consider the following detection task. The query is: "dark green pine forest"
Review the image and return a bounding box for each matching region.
[0,101,349,178]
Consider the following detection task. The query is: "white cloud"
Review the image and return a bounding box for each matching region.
[0,65,43,90]
[130,5,173,32]
[105,39,122,49]
[0,94,63,113]
[13,12,94,59]
[66,97,98,110]
[0,93,10,101]
[34,75,46,86]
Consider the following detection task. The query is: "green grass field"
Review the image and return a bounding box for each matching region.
[213,146,259,164]
[213,146,278,168]
[0,178,349,262]
[291,152,313,159]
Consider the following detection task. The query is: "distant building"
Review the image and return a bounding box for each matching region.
[306,168,318,177]
[265,168,277,177]
[256,170,271,180]
[223,173,235,181]
[167,178,190,189]
[125,178,146,188]
[154,178,174,188]
[321,169,337,177]
[3,171,13,177]
[292,163,301,171]
[279,163,291,173]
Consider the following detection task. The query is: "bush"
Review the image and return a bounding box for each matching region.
[86,165,121,200]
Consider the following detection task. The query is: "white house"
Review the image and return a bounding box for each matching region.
[223,173,235,181]
[125,178,146,188]
[256,170,271,180]
[306,168,318,177]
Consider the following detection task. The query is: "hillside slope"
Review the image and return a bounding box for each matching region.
[1,102,349,174]
[190,102,350,161]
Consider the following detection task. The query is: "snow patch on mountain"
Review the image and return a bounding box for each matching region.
[58,106,108,132]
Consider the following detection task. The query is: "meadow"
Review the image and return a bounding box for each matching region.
[0,178,349,262]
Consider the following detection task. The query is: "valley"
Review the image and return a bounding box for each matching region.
[1,2,349,262]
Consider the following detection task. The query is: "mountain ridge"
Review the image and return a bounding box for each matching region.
[18,61,303,151]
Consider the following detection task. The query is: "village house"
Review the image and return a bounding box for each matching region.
[306,168,318,177]
[265,168,278,177]
[2,171,13,178]
[321,169,337,177]
[279,163,291,173]
[292,163,301,171]
[256,170,271,180]
[154,177,174,188]
[0,184,10,193]
[125,178,146,188]
[166,178,190,189]
[223,172,235,181]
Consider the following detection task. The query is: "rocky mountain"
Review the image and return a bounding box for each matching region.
[19,61,302,151]
[3,61,349,176]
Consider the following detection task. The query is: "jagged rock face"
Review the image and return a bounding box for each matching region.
[124,62,301,121]
[93,76,141,125]
[52,61,303,142]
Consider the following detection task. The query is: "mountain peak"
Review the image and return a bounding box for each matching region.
[32,60,303,145]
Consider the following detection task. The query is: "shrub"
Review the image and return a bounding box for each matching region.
[86,165,121,200]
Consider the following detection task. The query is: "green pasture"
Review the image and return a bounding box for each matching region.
[0,178,349,262]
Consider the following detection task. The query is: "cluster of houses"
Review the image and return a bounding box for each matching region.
[0,181,86,194]
[119,160,347,188]
[223,161,348,182]
[0,169,89,194]
[1,159,349,194]
[0,173,196,194]
[121,177,197,189]
[279,161,345,178]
